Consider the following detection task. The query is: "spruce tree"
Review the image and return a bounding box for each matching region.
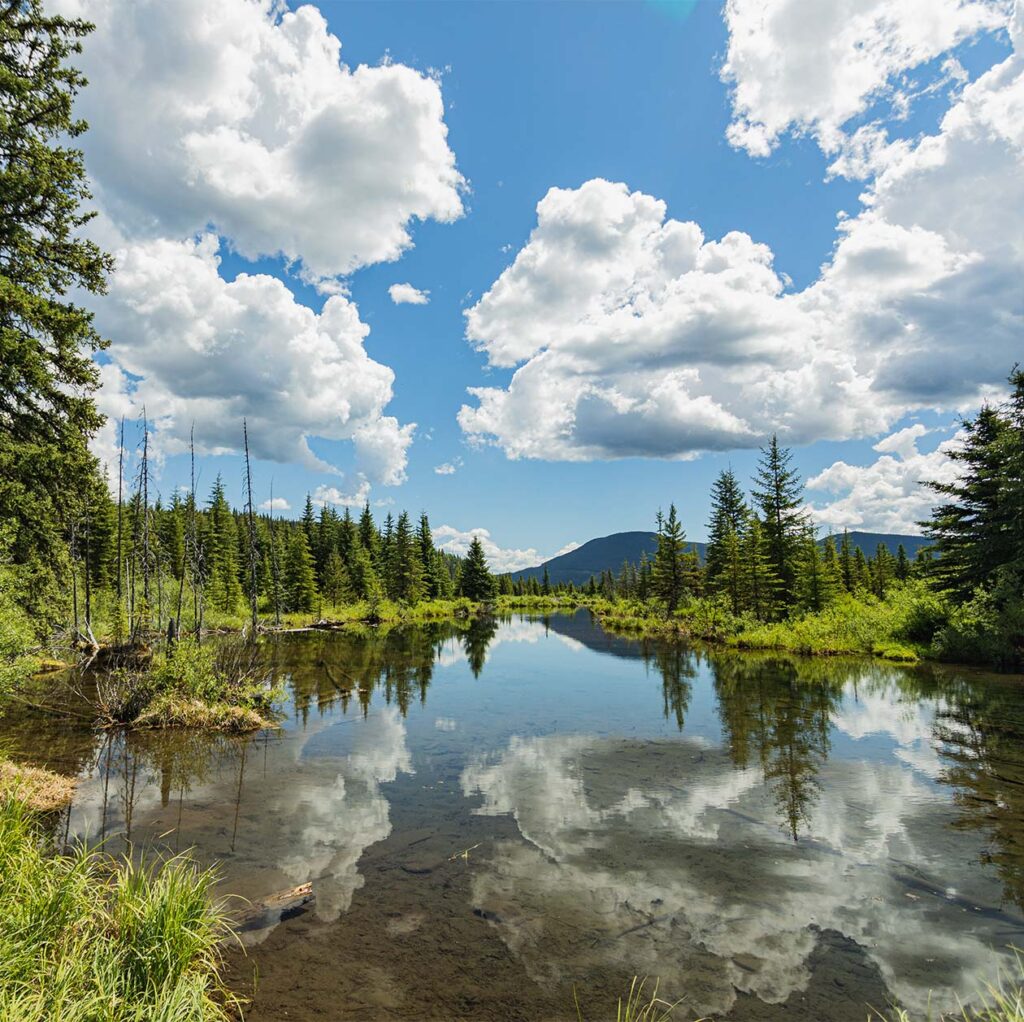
[923,402,1014,600]
[652,505,688,613]
[459,537,496,601]
[752,435,808,606]
[541,566,551,596]
[895,544,911,581]
[321,547,349,608]
[795,532,837,613]
[205,476,243,614]
[392,511,424,604]
[705,468,748,588]
[283,528,318,613]
[838,530,855,592]
[301,494,316,546]
[0,4,112,614]
[740,515,779,621]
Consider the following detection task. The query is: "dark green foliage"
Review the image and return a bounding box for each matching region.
[705,468,748,588]
[283,528,318,613]
[0,3,112,619]
[458,536,496,601]
[204,477,242,614]
[751,435,808,606]
[652,505,689,613]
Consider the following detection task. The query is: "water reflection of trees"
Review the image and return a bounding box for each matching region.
[271,619,493,721]
[709,655,843,840]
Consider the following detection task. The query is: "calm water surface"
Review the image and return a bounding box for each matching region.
[6,612,1024,1021]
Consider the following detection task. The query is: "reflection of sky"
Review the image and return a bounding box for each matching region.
[461,730,1021,1016]
[35,613,1024,1016]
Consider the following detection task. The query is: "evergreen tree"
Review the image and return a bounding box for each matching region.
[300,494,316,547]
[349,545,381,602]
[283,528,318,613]
[392,511,424,604]
[358,502,379,566]
[740,515,779,621]
[459,537,496,601]
[923,401,1015,600]
[719,528,744,616]
[652,505,688,613]
[752,435,808,606]
[795,531,838,612]
[852,547,870,591]
[0,4,112,615]
[380,512,396,593]
[838,530,855,592]
[705,468,748,588]
[205,476,242,614]
[541,566,551,596]
[416,512,443,599]
[321,547,349,608]
[895,544,911,581]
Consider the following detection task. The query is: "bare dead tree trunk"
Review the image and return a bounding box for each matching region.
[141,412,151,628]
[116,416,124,607]
[243,419,259,636]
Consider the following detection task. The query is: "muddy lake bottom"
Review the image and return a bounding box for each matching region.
[6,611,1024,1020]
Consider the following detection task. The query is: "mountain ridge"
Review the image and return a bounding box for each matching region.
[511,530,930,586]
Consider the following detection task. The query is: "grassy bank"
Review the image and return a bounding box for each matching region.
[96,637,278,733]
[0,796,238,1021]
[587,581,1022,670]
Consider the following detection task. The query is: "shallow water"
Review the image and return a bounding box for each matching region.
[7,612,1024,1020]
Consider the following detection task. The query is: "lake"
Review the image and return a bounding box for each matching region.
[5,611,1024,1020]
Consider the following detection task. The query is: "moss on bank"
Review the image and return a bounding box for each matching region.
[0,760,75,812]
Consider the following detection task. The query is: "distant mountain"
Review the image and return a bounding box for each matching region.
[511,530,929,586]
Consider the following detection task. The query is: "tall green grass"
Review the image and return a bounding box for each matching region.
[0,797,239,1021]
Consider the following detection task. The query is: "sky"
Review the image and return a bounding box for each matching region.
[55,0,1023,571]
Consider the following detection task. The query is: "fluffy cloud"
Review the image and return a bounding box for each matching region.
[313,478,372,508]
[388,283,431,305]
[433,457,462,475]
[56,0,464,286]
[721,0,1010,158]
[260,497,292,512]
[807,424,964,533]
[92,234,412,483]
[433,525,571,573]
[460,12,1024,461]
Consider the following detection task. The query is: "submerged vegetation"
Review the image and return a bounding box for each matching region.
[0,797,238,1022]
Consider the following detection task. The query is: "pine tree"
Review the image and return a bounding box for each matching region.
[416,512,443,599]
[541,566,551,596]
[349,545,381,602]
[283,529,318,613]
[459,537,496,601]
[380,512,396,595]
[752,435,808,606]
[852,547,870,592]
[705,468,748,588]
[652,505,688,613]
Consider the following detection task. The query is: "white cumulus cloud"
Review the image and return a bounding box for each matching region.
[56,0,464,286]
[807,424,965,533]
[388,282,430,305]
[259,497,292,512]
[459,10,1024,461]
[90,234,413,484]
[433,457,463,475]
[721,0,1010,158]
[434,525,563,573]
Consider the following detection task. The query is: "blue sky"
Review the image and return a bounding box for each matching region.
[65,0,1022,570]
